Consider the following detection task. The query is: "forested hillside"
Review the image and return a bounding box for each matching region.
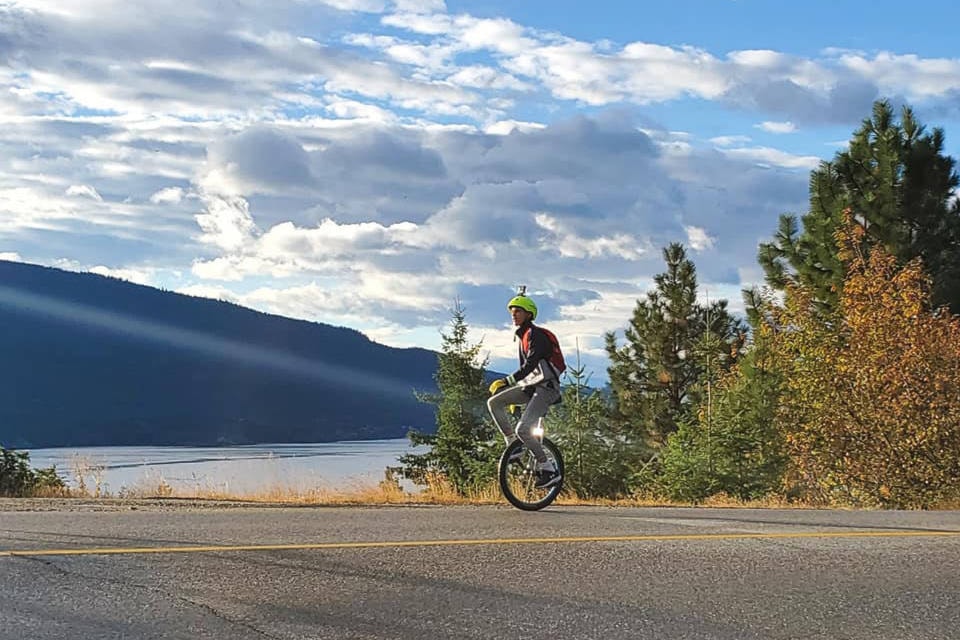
[0,260,439,447]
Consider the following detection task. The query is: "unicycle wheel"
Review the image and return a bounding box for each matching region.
[498,437,564,511]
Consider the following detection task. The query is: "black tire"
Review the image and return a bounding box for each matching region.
[498,437,564,511]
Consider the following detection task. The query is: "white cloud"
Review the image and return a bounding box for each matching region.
[344,34,453,70]
[756,121,797,134]
[190,255,258,281]
[319,0,388,12]
[258,218,421,259]
[190,214,426,282]
[149,187,185,204]
[381,12,452,36]
[839,52,960,98]
[194,195,259,252]
[2,3,480,122]
[66,185,103,201]
[710,135,752,147]
[7,0,960,137]
[325,98,399,123]
[0,252,23,262]
[720,146,821,169]
[175,283,241,303]
[375,12,960,124]
[534,213,651,260]
[0,187,86,231]
[392,0,446,13]
[89,265,153,285]
[484,120,547,135]
[684,225,716,251]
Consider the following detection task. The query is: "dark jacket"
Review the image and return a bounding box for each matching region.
[511,321,556,385]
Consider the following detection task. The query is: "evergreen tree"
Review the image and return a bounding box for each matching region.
[759,99,960,314]
[399,301,499,494]
[547,343,634,498]
[605,243,745,453]
[660,308,786,503]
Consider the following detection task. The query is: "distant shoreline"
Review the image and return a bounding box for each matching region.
[22,436,414,452]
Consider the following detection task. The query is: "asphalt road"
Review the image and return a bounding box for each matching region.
[1,501,958,640]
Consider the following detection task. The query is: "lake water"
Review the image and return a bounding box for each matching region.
[25,439,428,496]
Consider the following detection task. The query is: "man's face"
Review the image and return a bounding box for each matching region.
[509,306,528,326]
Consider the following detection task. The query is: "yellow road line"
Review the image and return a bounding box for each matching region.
[1,530,959,558]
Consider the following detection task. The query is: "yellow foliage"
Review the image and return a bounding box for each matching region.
[773,210,960,508]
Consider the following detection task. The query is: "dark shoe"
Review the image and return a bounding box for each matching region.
[535,468,562,489]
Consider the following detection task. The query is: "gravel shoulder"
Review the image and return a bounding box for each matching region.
[0,497,421,512]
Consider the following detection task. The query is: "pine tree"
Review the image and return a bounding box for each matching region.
[398,300,499,494]
[759,99,960,314]
[605,243,745,453]
[661,311,786,503]
[547,343,634,498]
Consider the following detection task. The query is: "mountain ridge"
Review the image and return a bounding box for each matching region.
[0,260,442,448]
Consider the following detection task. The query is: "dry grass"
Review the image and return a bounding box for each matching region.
[111,470,500,506]
[81,471,821,509]
[25,485,71,498]
[931,497,960,510]
[49,460,953,510]
[68,455,107,498]
[36,478,932,509]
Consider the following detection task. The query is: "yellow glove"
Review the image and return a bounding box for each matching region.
[507,404,522,417]
[489,374,518,395]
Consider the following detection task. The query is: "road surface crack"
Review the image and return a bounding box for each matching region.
[12,555,284,639]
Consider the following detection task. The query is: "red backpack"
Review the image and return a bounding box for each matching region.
[521,325,567,376]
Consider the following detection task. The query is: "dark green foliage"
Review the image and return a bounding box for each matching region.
[547,348,635,499]
[0,446,66,497]
[399,301,500,494]
[0,447,34,496]
[660,317,786,502]
[759,99,960,314]
[31,466,66,493]
[605,243,746,453]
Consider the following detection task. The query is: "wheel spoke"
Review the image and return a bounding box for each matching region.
[498,437,564,511]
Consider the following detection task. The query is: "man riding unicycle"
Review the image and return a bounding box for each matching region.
[487,287,566,490]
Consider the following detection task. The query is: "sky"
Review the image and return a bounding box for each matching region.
[2,0,960,381]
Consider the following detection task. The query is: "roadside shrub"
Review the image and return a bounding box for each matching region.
[0,446,66,497]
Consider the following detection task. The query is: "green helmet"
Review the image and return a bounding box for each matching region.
[507,294,537,320]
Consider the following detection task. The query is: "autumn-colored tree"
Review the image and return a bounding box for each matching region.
[774,212,960,508]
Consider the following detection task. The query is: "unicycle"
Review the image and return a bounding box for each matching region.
[497,417,564,511]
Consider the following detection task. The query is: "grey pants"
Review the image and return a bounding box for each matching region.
[487,383,561,463]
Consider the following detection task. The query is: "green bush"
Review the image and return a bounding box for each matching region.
[0,446,66,497]
[660,329,786,503]
[549,364,638,499]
